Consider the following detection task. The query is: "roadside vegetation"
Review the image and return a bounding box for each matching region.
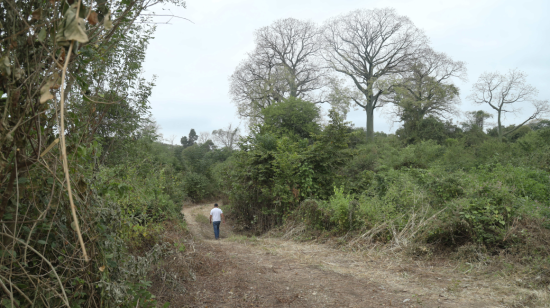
[1,1,548,307]
[214,98,550,299]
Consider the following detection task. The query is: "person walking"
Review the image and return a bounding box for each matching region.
[209,203,225,240]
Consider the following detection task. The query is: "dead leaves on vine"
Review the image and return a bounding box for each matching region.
[87,11,99,26]
[56,3,89,45]
[31,8,42,21]
[39,72,61,103]
[0,54,10,76]
[28,1,115,103]
[104,11,113,30]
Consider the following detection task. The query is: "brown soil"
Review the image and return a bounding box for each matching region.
[151,204,550,307]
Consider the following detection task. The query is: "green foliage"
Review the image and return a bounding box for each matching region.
[396,116,463,145]
[261,121,550,251]
[178,140,234,201]
[324,187,356,232]
[181,128,198,148]
[260,97,321,139]
[0,0,188,305]
[458,197,513,244]
[528,119,550,131]
[220,109,352,231]
[487,124,533,142]
[183,172,210,202]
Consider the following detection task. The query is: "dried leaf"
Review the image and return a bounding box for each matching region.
[40,88,54,103]
[104,11,113,30]
[99,265,105,272]
[31,8,42,20]
[14,68,24,80]
[37,28,47,42]
[56,3,89,45]
[87,11,98,25]
[55,26,70,47]
[0,55,10,76]
[77,179,87,193]
[39,72,60,103]
[64,7,88,43]
[59,49,66,63]
[11,90,20,104]
[50,72,61,89]
[39,84,54,103]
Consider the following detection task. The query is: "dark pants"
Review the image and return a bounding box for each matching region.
[213,221,221,239]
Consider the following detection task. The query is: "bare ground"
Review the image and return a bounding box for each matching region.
[153,204,549,307]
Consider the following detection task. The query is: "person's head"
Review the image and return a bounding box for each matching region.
[214,203,218,207]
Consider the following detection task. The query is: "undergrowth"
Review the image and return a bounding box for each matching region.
[222,129,550,293]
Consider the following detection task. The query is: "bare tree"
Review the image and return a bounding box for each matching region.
[165,134,177,145]
[212,124,240,149]
[322,8,428,142]
[141,116,163,140]
[197,131,212,144]
[230,18,325,124]
[468,69,549,141]
[385,48,466,125]
[230,53,289,123]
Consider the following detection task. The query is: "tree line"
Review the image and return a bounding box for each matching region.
[230,8,549,143]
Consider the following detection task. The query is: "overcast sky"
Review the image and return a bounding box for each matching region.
[142,0,550,142]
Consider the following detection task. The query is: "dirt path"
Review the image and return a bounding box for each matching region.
[179,204,542,307]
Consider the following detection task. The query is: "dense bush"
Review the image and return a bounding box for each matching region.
[259,97,321,139]
[233,119,550,254]
[219,110,351,231]
[183,172,210,202]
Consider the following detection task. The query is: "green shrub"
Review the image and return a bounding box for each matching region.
[183,172,210,202]
[323,187,356,232]
[260,97,321,139]
[356,195,395,227]
[441,144,477,170]
[293,199,334,231]
[410,168,466,205]
[474,164,550,203]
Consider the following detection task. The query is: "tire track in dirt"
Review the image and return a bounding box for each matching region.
[180,204,520,307]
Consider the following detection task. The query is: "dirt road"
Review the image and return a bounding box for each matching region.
[177,204,542,307]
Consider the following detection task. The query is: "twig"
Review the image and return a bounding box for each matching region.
[140,14,194,23]
[0,276,15,307]
[82,93,123,104]
[0,275,33,305]
[0,232,70,307]
[40,138,60,158]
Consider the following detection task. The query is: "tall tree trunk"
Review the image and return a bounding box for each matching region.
[289,71,298,98]
[497,109,502,142]
[366,104,374,142]
[365,85,375,143]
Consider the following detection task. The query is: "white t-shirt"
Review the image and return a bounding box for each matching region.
[210,208,223,222]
